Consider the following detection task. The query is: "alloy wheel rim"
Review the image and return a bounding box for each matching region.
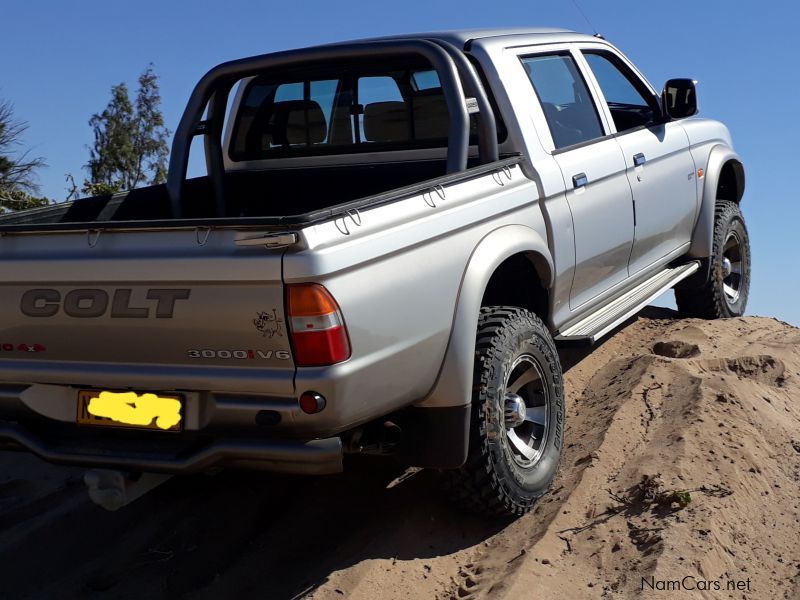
[502,354,549,468]
[721,230,743,305]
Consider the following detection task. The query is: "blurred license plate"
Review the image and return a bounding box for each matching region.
[76,390,183,432]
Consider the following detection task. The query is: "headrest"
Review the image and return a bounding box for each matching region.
[271,100,327,146]
[363,101,409,142]
[540,102,559,120]
[411,92,448,140]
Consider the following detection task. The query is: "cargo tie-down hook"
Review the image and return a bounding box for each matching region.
[346,209,362,227]
[335,209,362,236]
[491,165,513,187]
[423,184,447,208]
[195,226,212,246]
[334,216,352,236]
[86,229,102,248]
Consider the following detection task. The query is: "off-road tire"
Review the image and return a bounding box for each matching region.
[446,307,564,517]
[675,200,750,318]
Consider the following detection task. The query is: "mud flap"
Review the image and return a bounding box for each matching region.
[394,404,471,469]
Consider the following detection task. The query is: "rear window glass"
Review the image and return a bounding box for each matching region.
[411,70,441,91]
[229,61,505,161]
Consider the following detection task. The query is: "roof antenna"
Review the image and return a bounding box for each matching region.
[569,0,603,38]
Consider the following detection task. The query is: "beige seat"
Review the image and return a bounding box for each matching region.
[255,99,328,149]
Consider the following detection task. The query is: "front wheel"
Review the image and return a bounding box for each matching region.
[676,200,751,318]
[446,307,564,517]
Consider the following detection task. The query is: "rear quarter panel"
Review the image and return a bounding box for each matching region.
[284,163,548,435]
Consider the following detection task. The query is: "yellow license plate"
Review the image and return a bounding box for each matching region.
[76,390,183,432]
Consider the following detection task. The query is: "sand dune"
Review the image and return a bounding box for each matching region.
[0,308,798,599]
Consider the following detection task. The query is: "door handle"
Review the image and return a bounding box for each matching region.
[633,153,646,167]
[572,173,588,188]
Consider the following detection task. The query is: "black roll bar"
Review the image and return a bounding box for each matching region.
[167,39,499,218]
[423,38,499,166]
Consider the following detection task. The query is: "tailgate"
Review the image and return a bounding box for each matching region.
[0,228,295,394]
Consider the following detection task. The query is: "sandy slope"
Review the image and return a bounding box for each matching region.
[0,308,798,599]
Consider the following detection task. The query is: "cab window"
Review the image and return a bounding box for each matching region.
[582,52,661,133]
[521,53,604,150]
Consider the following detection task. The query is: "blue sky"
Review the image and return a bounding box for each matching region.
[1,0,797,325]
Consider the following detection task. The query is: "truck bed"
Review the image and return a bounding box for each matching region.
[0,158,504,231]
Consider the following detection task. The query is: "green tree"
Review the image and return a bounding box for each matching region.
[84,64,170,196]
[0,99,48,212]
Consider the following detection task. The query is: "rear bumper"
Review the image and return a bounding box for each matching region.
[0,382,344,475]
[0,421,343,474]
[0,421,343,475]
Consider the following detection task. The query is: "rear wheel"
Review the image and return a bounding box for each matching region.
[676,200,751,318]
[446,307,564,517]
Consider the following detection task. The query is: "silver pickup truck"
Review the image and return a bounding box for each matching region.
[0,28,749,516]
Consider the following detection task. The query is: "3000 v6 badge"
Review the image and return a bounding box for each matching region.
[186,349,291,360]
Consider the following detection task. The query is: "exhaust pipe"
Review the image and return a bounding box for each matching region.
[343,421,402,455]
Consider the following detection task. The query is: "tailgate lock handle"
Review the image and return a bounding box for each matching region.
[236,233,299,248]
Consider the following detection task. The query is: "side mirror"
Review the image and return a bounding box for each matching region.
[662,78,698,119]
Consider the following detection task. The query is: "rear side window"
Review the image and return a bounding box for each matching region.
[520,54,604,150]
[583,52,660,132]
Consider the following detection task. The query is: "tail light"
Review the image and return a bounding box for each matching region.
[286,283,351,367]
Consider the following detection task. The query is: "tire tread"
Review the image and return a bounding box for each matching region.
[676,200,750,319]
[444,306,563,517]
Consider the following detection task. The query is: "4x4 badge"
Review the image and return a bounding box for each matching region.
[0,343,46,353]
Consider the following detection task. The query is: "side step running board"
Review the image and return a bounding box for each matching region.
[555,261,700,344]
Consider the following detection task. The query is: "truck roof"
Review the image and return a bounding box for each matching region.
[336,27,600,49]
